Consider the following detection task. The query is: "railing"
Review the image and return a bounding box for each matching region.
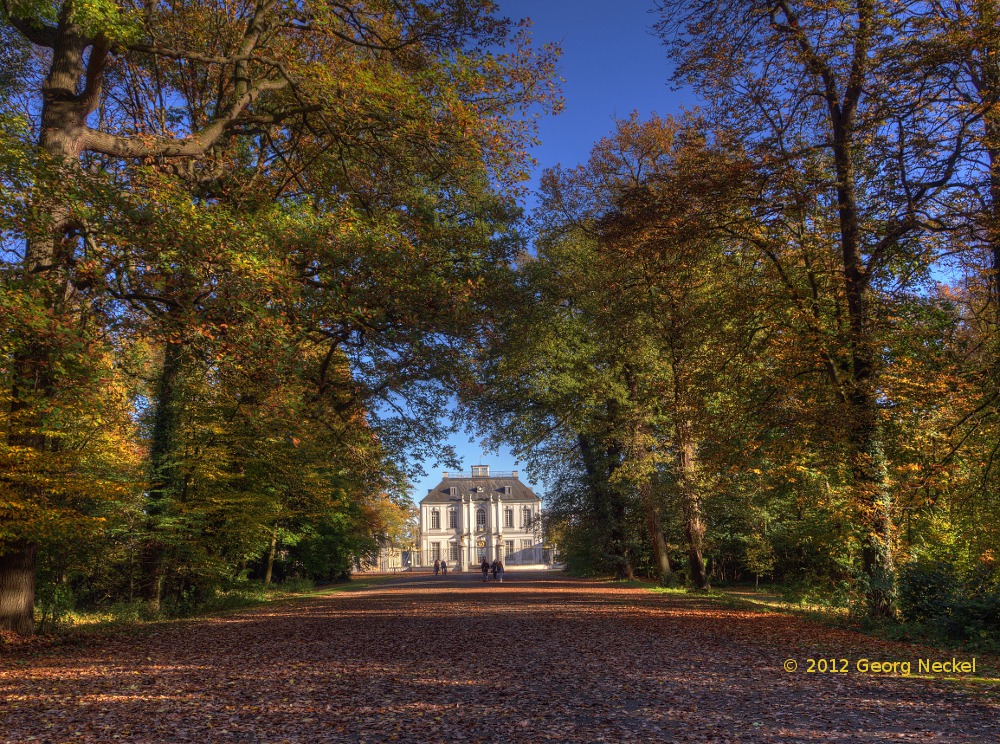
[443,470,518,479]
[405,546,553,569]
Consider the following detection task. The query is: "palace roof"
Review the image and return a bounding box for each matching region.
[419,468,540,505]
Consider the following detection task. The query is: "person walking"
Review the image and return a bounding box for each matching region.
[481,557,489,582]
[491,558,498,582]
[441,559,448,576]
[496,557,504,583]
[434,558,440,576]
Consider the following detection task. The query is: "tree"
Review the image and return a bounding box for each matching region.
[0,0,559,633]
[467,114,758,586]
[657,0,971,616]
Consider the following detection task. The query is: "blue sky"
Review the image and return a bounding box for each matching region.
[502,0,694,198]
[405,1,697,504]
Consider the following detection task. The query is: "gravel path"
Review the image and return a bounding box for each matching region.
[2,571,998,742]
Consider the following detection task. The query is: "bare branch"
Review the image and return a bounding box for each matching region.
[82,77,288,158]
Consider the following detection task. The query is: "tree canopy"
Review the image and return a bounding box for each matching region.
[0,0,559,634]
[3,0,1000,647]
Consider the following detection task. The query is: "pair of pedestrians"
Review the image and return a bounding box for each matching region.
[433,559,448,576]
[480,557,504,583]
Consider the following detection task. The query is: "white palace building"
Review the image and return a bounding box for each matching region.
[416,465,545,570]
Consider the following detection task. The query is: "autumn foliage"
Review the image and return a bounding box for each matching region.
[462,1,1000,636]
[0,0,559,634]
[3,0,1000,646]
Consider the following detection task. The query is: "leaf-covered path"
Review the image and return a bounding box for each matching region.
[2,572,998,743]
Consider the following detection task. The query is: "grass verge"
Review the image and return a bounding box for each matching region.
[3,574,397,654]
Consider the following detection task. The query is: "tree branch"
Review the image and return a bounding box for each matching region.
[773,0,842,120]
[82,77,288,158]
[3,4,58,48]
[80,36,110,117]
[126,43,254,65]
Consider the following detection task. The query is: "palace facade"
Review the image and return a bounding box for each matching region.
[417,465,542,570]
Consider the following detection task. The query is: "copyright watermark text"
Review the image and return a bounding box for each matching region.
[782,657,978,675]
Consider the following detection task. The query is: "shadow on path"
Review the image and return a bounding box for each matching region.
[2,572,997,742]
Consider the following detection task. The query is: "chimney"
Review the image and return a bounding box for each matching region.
[443,471,449,479]
[512,470,518,478]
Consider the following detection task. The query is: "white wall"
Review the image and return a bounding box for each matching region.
[418,497,542,568]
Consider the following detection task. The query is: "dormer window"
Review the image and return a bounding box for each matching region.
[472,465,489,477]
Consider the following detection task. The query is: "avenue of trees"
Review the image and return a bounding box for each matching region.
[465,0,1000,637]
[2,0,999,644]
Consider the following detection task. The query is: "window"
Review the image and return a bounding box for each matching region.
[431,509,440,530]
[472,465,489,477]
[521,539,533,551]
[522,507,532,529]
[431,542,441,560]
[505,540,515,558]
[448,509,458,529]
[475,508,487,532]
[449,544,460,562]
[504,508,514,528]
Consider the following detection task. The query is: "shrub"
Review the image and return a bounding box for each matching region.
[36,581,75,633]
[898,559,957,623]
[898,559,1000,645]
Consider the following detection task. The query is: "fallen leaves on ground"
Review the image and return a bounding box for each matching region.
[2,572,998,742]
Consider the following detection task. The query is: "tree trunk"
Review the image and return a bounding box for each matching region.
[148,340,185,505]
[676,420,708,589]
[4,337,53,635]
[578,432,634,579]
[264,523,279,587]
[833,109,896,617]
[0,542,37,635]
[138,545,165,615]
[613,503,635,581]
[849,389,895,617]
[984,112,1000,374]
[640,474,671,584]
[989,127,1000,312]
[141,340,186,613]
[0,16,93,636]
